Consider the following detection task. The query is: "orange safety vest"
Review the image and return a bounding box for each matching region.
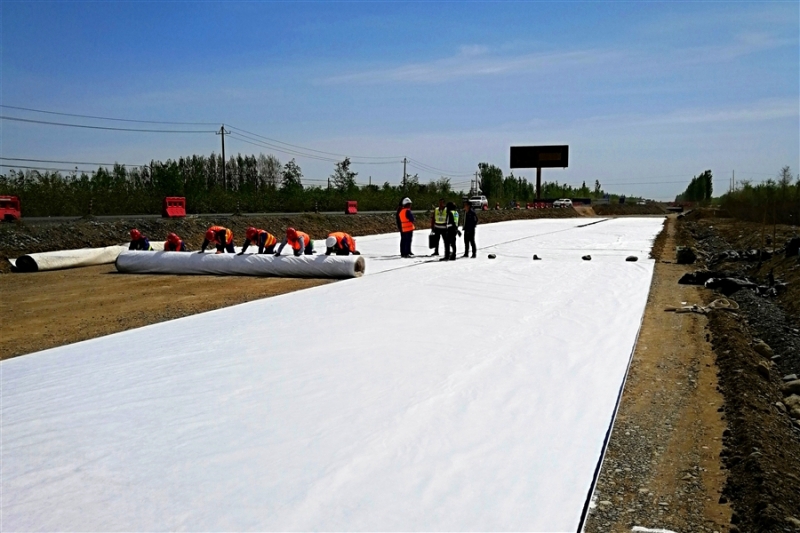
[329,232,355,252]
[399,208,415,232]
[209,225,233,245]
[288,231,311,251]
[257,230,277,247]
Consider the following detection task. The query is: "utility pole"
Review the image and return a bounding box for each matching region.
[403,158,407,190]
[217,125,229,190]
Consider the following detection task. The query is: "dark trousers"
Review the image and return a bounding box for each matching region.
[400,231,413,257]
[464,229,476,256]
[431,227,444,253]
[217,242,236,253]
[444,228,457,259]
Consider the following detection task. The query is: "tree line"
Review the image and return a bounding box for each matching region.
[675,170,713,203]
[719,166,799,226]
[0,152,621,217]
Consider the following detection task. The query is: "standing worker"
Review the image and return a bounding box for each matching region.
[164,232,187,252]
[441,201,461,261]
[462,201,478,258]
[396,197,415,258]
[239,227,278,255]
[429,198,447,256]
[199,225,235,254]
[275,227,314,256]
[129,229,153,251]
[325,232,359,255]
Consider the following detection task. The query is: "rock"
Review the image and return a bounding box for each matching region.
[532,254,541,260]
[786,516,800,528]
[783,395,800,410]
[756,361,771,379]
[582,255,592,261]
[776,402,787,413]
[676,246,697,264]
[705,277,757,296]
[678,270,726,285]
[625,256,638,262]
[791,407,800,420]
[787,237,800,257]
[783,380,800,396]
[719,495,728,504]
[487,254,496,259]
[598,500,612,506]
[753,340,774,358]
[681,474,693,480]
[783,374,798,382]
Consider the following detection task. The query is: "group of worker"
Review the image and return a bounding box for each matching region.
[127,226,360,257]
[396,197,478,260]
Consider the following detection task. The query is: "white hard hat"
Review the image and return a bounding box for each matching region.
[402,197,412,205]
[326,236,337,248]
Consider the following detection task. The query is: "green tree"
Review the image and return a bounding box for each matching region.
[478,162,503,200]
[331,157,358,191]
[282,159,303,191]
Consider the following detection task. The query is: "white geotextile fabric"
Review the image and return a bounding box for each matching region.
[1,217,664,531]
[10,242,165,272]
[116,250,365,278]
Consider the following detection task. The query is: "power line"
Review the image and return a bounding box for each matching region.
[0,164,100,173]
[227,132,402,165]
[0,157,147,167]
[0,116,217,133]
[0,104,219,125]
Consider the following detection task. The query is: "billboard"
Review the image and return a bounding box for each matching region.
[510,145,569,169]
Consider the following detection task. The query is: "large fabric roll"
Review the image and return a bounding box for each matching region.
[115,251,366,278]
[10,242,166,272]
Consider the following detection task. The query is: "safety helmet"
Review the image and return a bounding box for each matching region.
[204,229,216,242]
[402,197,412,205]
[246,227,258,240]
[326,236,337,248]
[286,227,297,239]
[167,232,180,243]
[130,229,141,240]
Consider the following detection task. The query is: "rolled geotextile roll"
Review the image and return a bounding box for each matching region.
[115,251,366,278]
[10,242,166,273]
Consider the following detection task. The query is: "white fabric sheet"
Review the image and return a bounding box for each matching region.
[1,217,664,531]
[10,242,165,272]
[116,250,365,278]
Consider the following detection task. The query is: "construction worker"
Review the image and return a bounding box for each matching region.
[275,227,313,256]
[441,201,461,261]
[129,229,153,251]
[462,201,478,258]
[199,225,235,254]
[239,227,277,255]
[164,232,187,252]
[396,197,415,258]
[325,232,359,255]
[429,198,447,256]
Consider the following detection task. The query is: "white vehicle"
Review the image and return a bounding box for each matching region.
[552,198,573,208]
[470,195,488,209]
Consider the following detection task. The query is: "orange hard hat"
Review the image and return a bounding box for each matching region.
[246,227,258,240]
[204,229,216,242]
[167,232,180,243]
[130,229,142,240]
[286,227,297,239]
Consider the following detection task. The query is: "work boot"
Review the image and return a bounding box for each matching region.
[471,253,476,258]
[439,256,449,262]
[431,251,439,256]
[462,252,469,258]
[449,253,456,261]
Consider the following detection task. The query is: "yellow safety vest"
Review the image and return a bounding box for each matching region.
[434,207,447,226]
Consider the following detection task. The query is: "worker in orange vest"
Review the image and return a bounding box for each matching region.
[164,232,187,252]
[239,227,278,255]
[325,232,359,255]
[199,225,235,254]
[396,197,415,257]
[275,227,314,256]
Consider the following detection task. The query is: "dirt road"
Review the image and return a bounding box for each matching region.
[0,265,331,359]
[584,215,731,532]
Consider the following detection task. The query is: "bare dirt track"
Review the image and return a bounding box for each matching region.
[0,265,332,360]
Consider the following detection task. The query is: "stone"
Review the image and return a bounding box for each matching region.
[783,374,798,382]
[786,516,800,527]
[756,361,771,379]
[487,254,496,259]
[676,246,697,264]
[783,395,800,410]
[753,341,774,358]
[582,255,592,261]
[599,500,612,506]
[776,402,787,413]
[626,256,638,262]
[532,254,541,260]
[790,407,800,420]
[783,380,800,396]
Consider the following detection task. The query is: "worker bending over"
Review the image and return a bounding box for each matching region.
[325,232,360,256]
[129,229,153,251]
[239,227,277,255]
[396,197,415,258]
[441,201,461,261]
[199,225,235,254]
[429,198,447,256]
[164,232,187,252]
[275,227,313,256]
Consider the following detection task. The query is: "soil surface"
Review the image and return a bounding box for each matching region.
[593,203,668,216]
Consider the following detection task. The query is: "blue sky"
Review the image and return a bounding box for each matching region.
[1,1,798,199]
